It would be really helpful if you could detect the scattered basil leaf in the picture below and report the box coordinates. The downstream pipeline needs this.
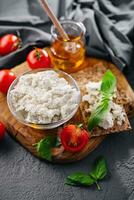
[66,179,77,186]
[65,156,108,190]
[90,156,108,180]
[66,172,95,186]
[34,136,57,161]
[88,70,116,131]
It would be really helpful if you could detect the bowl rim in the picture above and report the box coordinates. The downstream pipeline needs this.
[7,68,81,129]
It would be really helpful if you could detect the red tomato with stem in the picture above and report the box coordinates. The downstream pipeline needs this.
[27,48,51,69]
[0,34,21,56]
[0,70,16,94]
[60,124,89,153]
[0,122,5,141]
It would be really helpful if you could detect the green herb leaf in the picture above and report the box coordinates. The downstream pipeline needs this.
[88,70,116,131]
[66,172,95,186]
[101,70,116,95]
[90,156,108,180]
[35,136,57,161]
[66,179,77,186]
[65,156,108,190]
[88,98,110,131]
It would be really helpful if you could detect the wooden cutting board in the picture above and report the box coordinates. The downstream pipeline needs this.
[0,57,134,163]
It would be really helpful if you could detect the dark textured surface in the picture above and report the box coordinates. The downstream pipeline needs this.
[0,119,134,200]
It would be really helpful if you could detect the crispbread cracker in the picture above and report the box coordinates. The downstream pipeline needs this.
[72,63,131,137]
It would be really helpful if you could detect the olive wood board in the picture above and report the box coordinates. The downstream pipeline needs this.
[0,57,134,163]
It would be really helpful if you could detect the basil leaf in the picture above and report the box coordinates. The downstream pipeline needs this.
[101,70,116,95]
[88,70,116,131]
[88,98,110,131]
[35,136,57,161]
[66,179,77,186]
[65,156,108,190]
[66,172,95,186]
[90,156,107,180]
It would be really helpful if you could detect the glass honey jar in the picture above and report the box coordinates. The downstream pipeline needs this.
[50,20,86,73]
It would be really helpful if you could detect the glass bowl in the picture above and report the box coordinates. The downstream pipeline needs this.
[7,68,81,129]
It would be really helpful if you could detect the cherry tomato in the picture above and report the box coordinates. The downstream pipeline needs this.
[60,124,89,153]
[0,34,20,56]
[27,48,51,69]
[0,70,16,94]
[0,121,5,141]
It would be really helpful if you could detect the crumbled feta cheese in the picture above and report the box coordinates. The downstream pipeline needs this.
[10,71,79,124]
[82,81,102,113]
[86,81,102,91]
[82,81,126,129]
[99,111,114,129]
[111,102,126,125]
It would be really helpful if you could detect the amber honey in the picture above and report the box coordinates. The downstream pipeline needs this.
[50,20,86,73]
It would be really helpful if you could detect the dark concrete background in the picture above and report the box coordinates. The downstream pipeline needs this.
[0,117,134,200]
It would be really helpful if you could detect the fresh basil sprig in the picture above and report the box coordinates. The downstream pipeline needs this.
[90,156,108,189]
[88,70,116,131]
[66,156,107,190]
[88,97,110,131]
[34,135,57,161]
[101,70,116,95]
[66,172,95,186]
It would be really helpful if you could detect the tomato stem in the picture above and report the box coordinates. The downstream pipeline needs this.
[16,31,22,48]
[35,47,41,60]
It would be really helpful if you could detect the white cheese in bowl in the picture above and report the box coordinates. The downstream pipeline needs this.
[9,71,80,124]
[82,81,126,129]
